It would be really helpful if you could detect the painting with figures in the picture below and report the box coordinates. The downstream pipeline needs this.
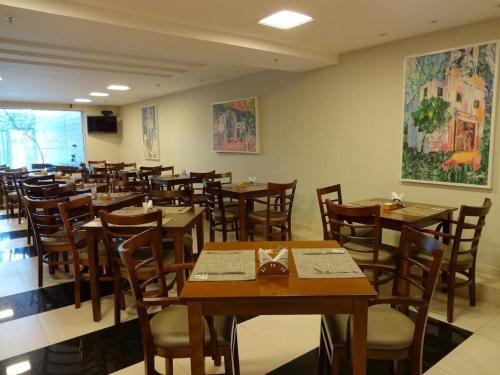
[401,42,498,188]
[213,97,258,153]
[141,105,159,160]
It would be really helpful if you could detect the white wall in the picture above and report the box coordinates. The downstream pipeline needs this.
[120,17,500,274]
[0,101,122,162]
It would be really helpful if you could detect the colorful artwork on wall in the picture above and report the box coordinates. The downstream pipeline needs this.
[141,105,159,160]
[401,42,498,188]
[213,97,258,153]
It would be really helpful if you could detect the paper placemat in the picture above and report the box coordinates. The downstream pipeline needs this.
[159,206,191,214]
[190,250,256,281]
[292,248,364,279]
[392,205,445,217]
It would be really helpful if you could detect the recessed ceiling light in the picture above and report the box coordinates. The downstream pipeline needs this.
[74,98,92,103]
[107,84,130,91]
[6,360,31,375]
[89,92,109,97]
[258,10,313,30]
[0,308,13,320]
[0,76,3,81]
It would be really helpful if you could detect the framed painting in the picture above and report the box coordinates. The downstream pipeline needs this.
[141,105,159,160]
[213,97,258,153]
[401,41,498,188]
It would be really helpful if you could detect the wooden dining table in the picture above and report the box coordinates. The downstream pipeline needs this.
[150,174,190,190]
[181,240,377,375]
[82,204,205,322]
[351,198,457,232]
[220,182,269,241]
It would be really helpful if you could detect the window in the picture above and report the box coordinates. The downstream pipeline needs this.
[437,87,443,97]
[423,88,428,98]
[474,100,480,109]
[0,109,85,168]
[456,93,463,102]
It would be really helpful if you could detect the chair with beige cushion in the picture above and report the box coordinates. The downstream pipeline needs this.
[415,198,492,322]
[248,180,297,241]
[318,226,444,375]
[326,201,397,287]
[58,195,112,308]
[24,196,75,287]
[316,184,343,240]
[118,228,239,375]
[100,209,175,325]
[204,180,239,242]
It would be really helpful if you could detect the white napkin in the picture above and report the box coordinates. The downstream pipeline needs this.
[142,199,153,213]
[391,192,405,206]
[248,176,256,185]
[258,248,288,268]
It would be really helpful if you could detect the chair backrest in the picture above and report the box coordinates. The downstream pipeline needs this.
[42,183,77,199]
[99,209,163,264]
[58,195,94,261]
[22,182,60,199]
[203,180,225,223]
[123,162,137,170]
[106,162,125,178]
[55,166,79,176]
[252,180,297,228]
[0,171,27,195]
[389,226,444,358]
[111,179,146,193]
[137,170,154,190]
[450,198,492,265]
[32,163,52,170]
[148,187,193,207]
[190,171,215,196]
[214,172,232,185]
[316,184,343,240]
[139,165,174,176]
[23,175,56,185]
[24,196,69,250]
[88,160,106,167]
[326,202,381,261]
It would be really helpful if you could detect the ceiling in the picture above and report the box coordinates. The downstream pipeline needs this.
[0,0,499,105]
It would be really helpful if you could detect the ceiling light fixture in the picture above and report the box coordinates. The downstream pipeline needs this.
[258,10,313,30]
[74,98,92,103]
[6,360,31,375]
[0,76,3,81]
[89,92,109,97]
[107,84,130,91]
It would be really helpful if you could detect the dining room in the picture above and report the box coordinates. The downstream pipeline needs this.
[1,1,500,375]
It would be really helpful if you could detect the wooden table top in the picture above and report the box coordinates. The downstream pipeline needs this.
[221,182,268,194]
[92,192,144,207]
[351,198,457,224]
[181,240,377,301]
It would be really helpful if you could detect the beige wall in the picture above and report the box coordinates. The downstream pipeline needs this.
[0,101,122,162]
[120,17,500,274]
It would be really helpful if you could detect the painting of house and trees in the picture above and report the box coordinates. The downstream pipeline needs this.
[213,97,258,153]
[401,42,498,188]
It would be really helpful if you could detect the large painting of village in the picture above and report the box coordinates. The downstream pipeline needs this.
[213,97,258,153]
[401,42,498,188]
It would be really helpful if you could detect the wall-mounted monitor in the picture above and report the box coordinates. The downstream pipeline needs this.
[87,116,118,133]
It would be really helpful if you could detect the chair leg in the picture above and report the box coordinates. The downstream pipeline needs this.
[332,352,341,375]
[38,251,44,287]
[223,347,233,375]
[447,271,456,323]
[113,274,122,325]
[63,252,70,273]
[165,357,173,375]
[317,333,326,375]
[393,360,399,375]
[233,332,240,375]
[74,265,81,308]
[469,267,476,307]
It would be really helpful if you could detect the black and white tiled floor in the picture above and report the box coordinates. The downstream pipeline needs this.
[0,210,499,374]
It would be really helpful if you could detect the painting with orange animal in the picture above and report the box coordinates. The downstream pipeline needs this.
[401,42,498,188]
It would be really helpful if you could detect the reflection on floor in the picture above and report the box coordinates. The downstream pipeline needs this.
[0,209,499,374]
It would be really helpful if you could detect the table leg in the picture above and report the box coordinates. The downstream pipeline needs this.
[86,228,101,322]
[238,196,247,241]
[443,212,452,245]
[188,302,205,375]
[351,299,368,375]
[172,229,186,290]
[195,213,204,254]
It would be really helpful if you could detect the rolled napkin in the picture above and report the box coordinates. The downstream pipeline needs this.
[248,176,256,185]
[391,192,405,207]
[142,199,154,213]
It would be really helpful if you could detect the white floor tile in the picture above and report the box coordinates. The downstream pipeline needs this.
[0,315,50,361]
[434,334,500,375]
[476,312,500,342]
[424,365,454,375]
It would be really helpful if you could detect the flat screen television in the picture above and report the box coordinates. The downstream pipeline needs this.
[87,116,118,133]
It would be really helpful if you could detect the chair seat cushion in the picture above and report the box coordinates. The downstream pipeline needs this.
[342,241,397,263]
[413,242,473,266]
[78,242,108,264]
[150,305,233,347]
[323,305,414,351]
[41,230,85,247]
[248,210,288,224]
[213,209,238,221]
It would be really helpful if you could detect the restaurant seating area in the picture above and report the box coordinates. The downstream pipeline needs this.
[1,2,500,375]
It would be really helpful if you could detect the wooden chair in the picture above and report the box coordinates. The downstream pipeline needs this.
[140,165,174,176]
[111,179,147,193]
[106,162,125,178]
[58,195,112,308]
[55,166,80,176]
[42,183,77,199]
[415,198,492,322]
[99,209,175,325]
[326,201,397,286]
[32,163,52,170]
[118,228,239,375]
[138,170,155,191]
[22,183,60,199]
[247,180,297,241]
[1,170,28,223]
[123,162,137,170]
[23,175,56,185]
[204,180,239,242]
[189,171,215,207]
[214,172,232,185]
[24,196,74,287]
[88,160,106,167]
[316,184,343,240]
[318,226,444,375]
